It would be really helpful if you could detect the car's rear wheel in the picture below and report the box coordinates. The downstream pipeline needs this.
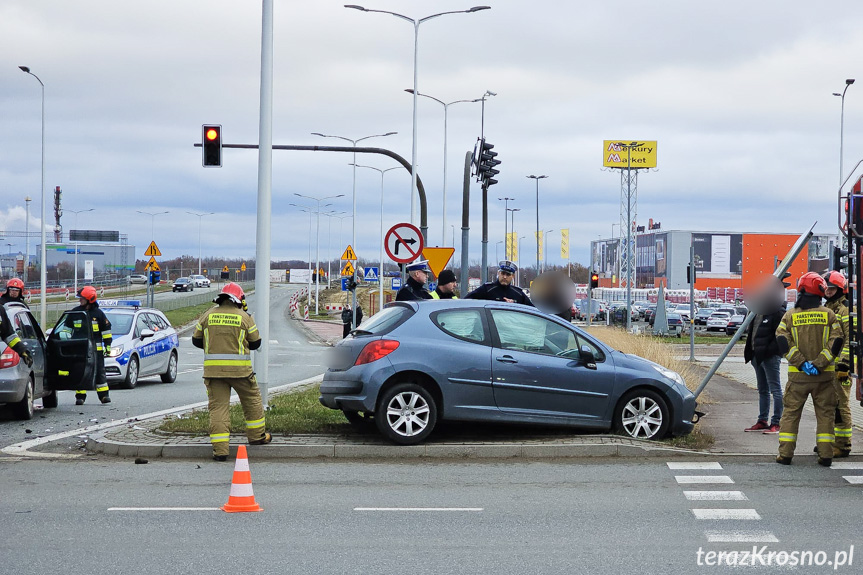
[123,355,139,389]
[161,351,178,383]
[615,389,670,440]
[41,388,58,409]
[12,377,35,420]
[375,383,437,445]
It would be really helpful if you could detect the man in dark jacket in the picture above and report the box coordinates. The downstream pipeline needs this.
[743,304,785,434]
[431,269,458,299]
[341,305,364,337]
[396,260,433,301]
[465,260,534,306]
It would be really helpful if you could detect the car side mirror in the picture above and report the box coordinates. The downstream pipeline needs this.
[140,329,155,340]
[579,344,597,370]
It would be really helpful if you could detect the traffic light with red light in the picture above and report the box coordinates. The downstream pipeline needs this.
[590,271,599,289]
[202,124,222,167]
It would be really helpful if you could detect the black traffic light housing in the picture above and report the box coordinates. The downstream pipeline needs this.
[202,124,222,167]
[475,138,501,187]
[779,271,792,289]
[589,271,599,289]
[686,264,696,284]
[834,245,850,272]
[347,276,358,291]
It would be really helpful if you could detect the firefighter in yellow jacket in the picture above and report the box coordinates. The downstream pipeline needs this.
[822,271,853,457]
[192,283,271,461]
[775,272,843,467]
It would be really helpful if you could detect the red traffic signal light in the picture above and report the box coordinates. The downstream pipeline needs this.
[590,272,599,289]
[202,124,222,167]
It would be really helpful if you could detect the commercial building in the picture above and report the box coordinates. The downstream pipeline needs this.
[590,230,837,291]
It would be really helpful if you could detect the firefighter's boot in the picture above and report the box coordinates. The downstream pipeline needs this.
[75,393,86,406]
[97,391,111,404]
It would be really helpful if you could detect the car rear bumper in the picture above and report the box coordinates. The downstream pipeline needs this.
[319,363,396,412]
[0,378,26,403]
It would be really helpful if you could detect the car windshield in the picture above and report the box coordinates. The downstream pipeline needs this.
[104,312,134,335]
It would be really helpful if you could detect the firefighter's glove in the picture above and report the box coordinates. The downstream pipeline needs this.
[836,363,850,381]
[20,349,33,368]
[241,298,248,313]
[801,361,820,376]
[103,346,111,357]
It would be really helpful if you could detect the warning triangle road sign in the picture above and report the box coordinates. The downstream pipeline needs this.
[144,241,161,257]
[422,247,455,279]
[340,245,357,261]
[341,261,355,277]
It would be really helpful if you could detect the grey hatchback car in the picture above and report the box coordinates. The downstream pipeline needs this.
[320,300,697,445]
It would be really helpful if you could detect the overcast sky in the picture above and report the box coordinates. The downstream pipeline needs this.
[2,0,862,271]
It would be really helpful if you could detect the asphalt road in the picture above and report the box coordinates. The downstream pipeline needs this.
[0,283,328,453]
[1,457,859,575]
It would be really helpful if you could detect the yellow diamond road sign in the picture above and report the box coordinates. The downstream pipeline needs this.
[341,261,355,277]
[144,241,161,257]
[340,245,357,261]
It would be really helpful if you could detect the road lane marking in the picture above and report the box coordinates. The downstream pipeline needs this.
[705,531,778,543]
[692,509,761,520]
[842,476,863,484]
[1,373,325,459]
[684,491,748,501]
[675,475,734,484]
[831,462,863,470]
[354,507,483,512]
[108,507,220,511]
[269,340,279,344]
[667,462,722,470]
[177,368,203,375]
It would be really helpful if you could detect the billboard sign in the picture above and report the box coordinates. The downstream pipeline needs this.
[602,141,657,168]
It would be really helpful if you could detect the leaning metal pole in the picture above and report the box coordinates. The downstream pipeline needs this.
[693,222,817,399]
[461,151,471,297]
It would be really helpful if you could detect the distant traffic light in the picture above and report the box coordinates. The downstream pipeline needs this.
[834,245,850,271]
[589,271,599,289]
[780,271,792,289]
[202,124,222,167]
[686,264,696,284]
[475,138,500,187]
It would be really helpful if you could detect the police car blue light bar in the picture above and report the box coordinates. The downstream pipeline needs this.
[100,300,141,308]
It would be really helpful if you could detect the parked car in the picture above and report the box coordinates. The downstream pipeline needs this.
[706,311,732,332]
[128,274,148,285]
[665,313,686,337]
[0,302,57,420]
[190,274,211,288]
[320,300,697,445]
[99,300,180,388]
[695,308,715,325]
[644,304,658,325]
[725,313,747,336]
[633,301,651,319]
[172,277,194,292]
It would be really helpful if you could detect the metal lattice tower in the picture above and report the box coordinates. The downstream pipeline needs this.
[619,168,638,289]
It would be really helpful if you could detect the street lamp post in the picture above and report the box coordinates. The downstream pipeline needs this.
[518,236,525,287]
[18,66,46,326]
[322,211,347,291]
[67,208,93,294]
[495,240,503,263]
[186,211,214,275]
[136,210,169,307]
[833,79,856,187]
[311,131,396,329]
[543,230,554,272]
[350,163,399,313]
[345,4,490,226]
[498,197,514,260]
[405,89,481,245]
[527,175,548,277]
[507,208,521,262]
[295,193,344,316]
[24,197,31,284]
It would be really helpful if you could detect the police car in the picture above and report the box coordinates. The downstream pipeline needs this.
[100,300,180,388]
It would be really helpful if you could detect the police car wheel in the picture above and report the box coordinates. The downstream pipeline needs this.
[161,351,178,383]
[12,376,35,420]
[123,355,140,389]
[375,383,437,445]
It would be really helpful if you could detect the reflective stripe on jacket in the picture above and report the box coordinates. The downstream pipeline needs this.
[193,302,260,378]
[777,306,841,384]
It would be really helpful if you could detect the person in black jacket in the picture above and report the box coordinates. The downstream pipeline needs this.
[465,260,534,306]
[71,286,112,405]
[743,304,785,433]
[396,260,433,301]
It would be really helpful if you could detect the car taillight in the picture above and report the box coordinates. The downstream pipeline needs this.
[0,346,20,369]
[354,340,400,366]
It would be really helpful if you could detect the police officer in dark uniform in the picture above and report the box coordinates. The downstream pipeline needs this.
[465,260,534,306]
[396,260,433,301]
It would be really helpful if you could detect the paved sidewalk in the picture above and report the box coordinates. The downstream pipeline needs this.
[75,317,862,461]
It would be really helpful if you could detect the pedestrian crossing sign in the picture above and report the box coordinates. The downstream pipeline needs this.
[363,267,379,282]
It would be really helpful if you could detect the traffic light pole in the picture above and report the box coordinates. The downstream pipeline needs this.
[693,222,816,399]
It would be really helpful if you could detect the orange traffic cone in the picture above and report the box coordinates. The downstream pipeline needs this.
[221,445,263,513]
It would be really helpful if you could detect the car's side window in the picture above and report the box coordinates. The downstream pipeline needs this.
[432,309,486,343]
[146,313,166,331]
[489,310,578,357]
[152,314,169,330]
[14,312,38,340]
[135,315,149,338]
[574,334,606,362]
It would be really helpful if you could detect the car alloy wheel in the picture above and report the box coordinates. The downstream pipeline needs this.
[13,377,35,420]
[616,390,670,440]
[124,355,139,389]
[161,351,178,383]
[375,383,437,445]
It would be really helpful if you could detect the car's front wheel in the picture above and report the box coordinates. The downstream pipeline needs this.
[42,388,58,409]
[161,351,178,383]
[615,389,670,440]
[123,355,139,389]
[375,383,437,445]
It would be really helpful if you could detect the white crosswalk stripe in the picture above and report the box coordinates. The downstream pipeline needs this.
[684,491,748,501]
[667,462,722,470]
[675,475,734,484]
[692,509,761,520]
[842,476,863,484]
[831,462,863,470]
[704,530,779,543]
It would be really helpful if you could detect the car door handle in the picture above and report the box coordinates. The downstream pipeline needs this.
[495,355,518,364]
